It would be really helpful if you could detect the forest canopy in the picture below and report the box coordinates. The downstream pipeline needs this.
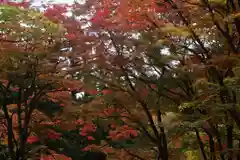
[0,0,240,160]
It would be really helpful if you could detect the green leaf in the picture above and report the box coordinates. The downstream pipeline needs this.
[0,5,21,22]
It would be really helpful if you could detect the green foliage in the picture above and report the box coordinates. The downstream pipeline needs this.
[0,5,21,21]
[0,5,59,32]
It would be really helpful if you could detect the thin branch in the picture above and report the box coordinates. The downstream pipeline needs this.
[108,114,158,143]
[167,0,210,57]
[195,128,208,160]
[202,0,237,53]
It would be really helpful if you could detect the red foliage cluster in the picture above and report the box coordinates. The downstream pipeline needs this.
[151,84,157,89]
[47,91,71,104]
[0,0,29,8]
[90,8,111,24]
[65,33,76,40]
[47,130,62,140]
[83,88,113,95]
[0,79,8,86]
[75,119,98,139]
[85,89,99,95]
[42,4,83,41]
[79,122,97,136]
[108,125,138,141]
[43,5,67,23]
[101,89,113,95]
[90,0,170,30]
[75,119,84,125]
[27,135,39,144]
[200,135,209,141]
[54,119,61,125]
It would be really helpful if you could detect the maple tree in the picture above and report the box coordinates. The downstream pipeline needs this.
[0,1,76,160]
[64,0,240,160]
[0,1,110,160]
[1,0,240,160]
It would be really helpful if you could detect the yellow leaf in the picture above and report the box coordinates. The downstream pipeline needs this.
[2,138,8,145]
[7,104,17,109]
[162,24,191,37]
[154,39,169,47]
[209,0,226,4]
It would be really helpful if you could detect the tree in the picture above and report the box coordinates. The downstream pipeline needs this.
[2,0,240,159]
[0,1,73,159]
[0,1,114,160]
[59,1,176,159]
[62,0,240,159]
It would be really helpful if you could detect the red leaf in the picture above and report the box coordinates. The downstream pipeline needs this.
[110,124,116,129]
[102,89,112,95]
[81,123,97,132]
[82,146,90,151]
[47,131,62,140]
[60,103,65,107]
[91,9,111,23]
[87,136,95,140]
[129,130,138,137]
[80,131,87,136]
[27,135,39,144]
[151,84,157,89]
[65,33,76,40]
[54,120,61,124]
[75,119,84,125]
[86,89,99,95]
[5,0,29,8]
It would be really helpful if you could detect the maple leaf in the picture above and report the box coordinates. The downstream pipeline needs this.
[91,9,111,24]
[81,123,97,133]
[43,4,67,23]
[86,89,99,95]
[65,33,77,40]
[47,131,62,140]
[80,131,87,136]
[75,119,84,125]
[110,124,116,129]
[27,135,40,144]
[151,84,157,89]
[87,136,95,140]
[4,0,30,8]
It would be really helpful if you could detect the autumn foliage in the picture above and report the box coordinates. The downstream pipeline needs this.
[1,0,240,160]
